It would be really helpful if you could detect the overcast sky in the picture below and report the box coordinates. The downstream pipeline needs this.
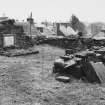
[0,0,105,22]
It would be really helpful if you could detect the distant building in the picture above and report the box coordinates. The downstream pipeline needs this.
[35,23,45,33]
[15,13,41,37]
[35,23,56,37]
[55,22,77,36]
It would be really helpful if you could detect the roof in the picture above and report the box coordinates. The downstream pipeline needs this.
[59,25,77,36]
[92,31,105,40]
[93,36,105,40]
[0,16,8,22]
[35,23,45,28]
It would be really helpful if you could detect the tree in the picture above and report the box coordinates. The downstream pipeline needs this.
[70,15,86,34]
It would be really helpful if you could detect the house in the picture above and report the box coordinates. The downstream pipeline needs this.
[35,23,56,38]
[55,22,77,36]
[0,16,25,48]
[15,13,41,37]
[0,15,34,49]
[15,21,40,37]
[35,23,45,34]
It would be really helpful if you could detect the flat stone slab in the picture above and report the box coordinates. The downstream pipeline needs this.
[0,49,39,57]
[55,76,71,82]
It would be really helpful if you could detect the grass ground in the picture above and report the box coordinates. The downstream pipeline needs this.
[0,44,105,105]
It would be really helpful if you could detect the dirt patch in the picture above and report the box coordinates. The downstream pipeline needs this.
[0,44,105,105]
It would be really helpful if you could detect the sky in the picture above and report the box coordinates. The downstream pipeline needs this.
[0,0,105,23]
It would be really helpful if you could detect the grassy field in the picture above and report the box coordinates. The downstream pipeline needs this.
[0,44,105,105]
